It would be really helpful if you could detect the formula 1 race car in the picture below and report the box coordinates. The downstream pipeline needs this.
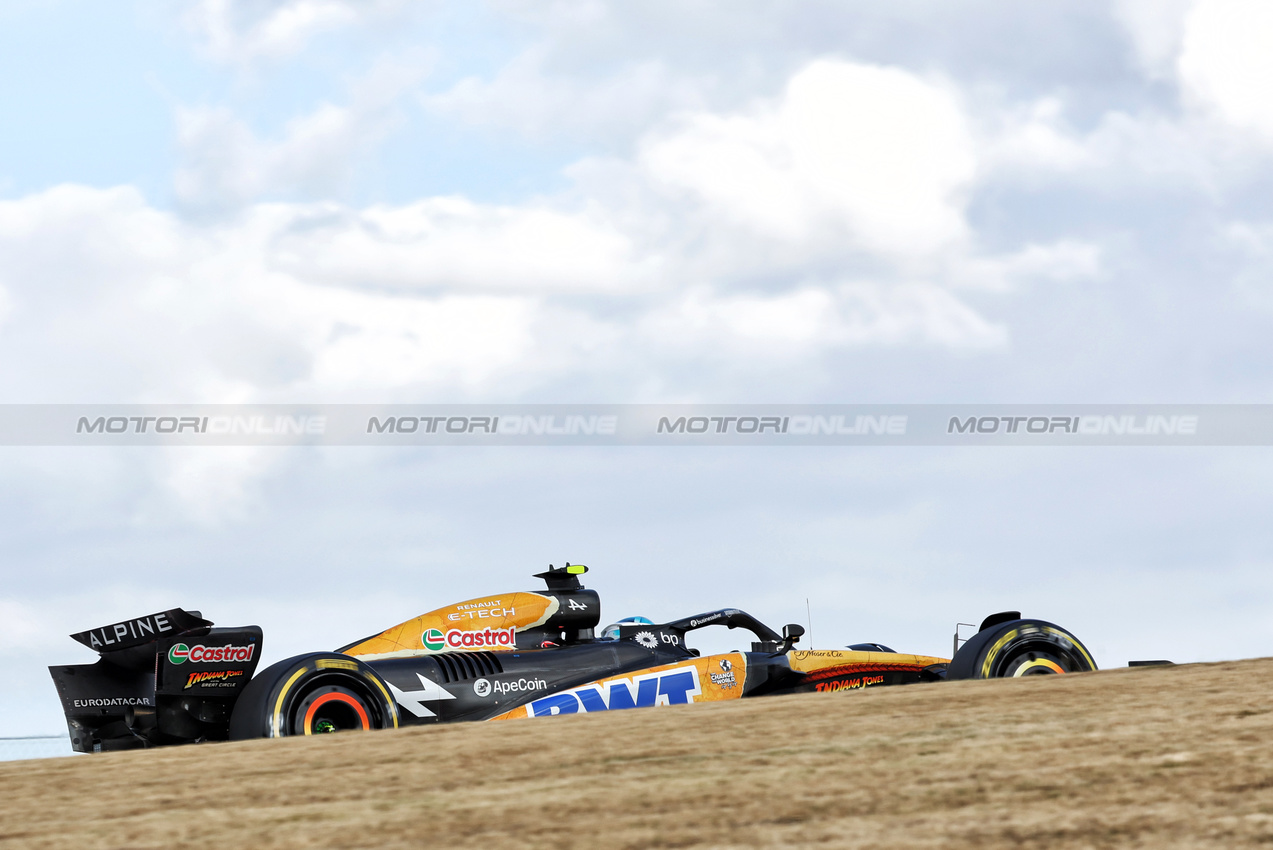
[49,565,1097,752]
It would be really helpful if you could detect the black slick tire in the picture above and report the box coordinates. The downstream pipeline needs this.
[946,619,1097,680]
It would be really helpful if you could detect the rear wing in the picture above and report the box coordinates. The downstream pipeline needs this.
[50,609,262,752]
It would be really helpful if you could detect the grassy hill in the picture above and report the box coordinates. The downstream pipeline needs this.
[3,658,1272,849]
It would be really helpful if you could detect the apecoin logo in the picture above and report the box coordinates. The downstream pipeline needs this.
[473,677,548,698]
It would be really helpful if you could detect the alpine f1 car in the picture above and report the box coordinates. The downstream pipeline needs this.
[50,564,1097,752]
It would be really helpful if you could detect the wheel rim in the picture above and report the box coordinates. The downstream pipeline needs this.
[1009,653,1067,676]
[998,645,1084,677]
[297,688,371,734]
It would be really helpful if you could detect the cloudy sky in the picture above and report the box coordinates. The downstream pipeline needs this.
[3,0,1273,737]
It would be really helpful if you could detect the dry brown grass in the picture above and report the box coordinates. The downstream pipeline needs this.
[4,658,1273,849]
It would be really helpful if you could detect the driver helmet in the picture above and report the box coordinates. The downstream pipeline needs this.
[600,616,654,640]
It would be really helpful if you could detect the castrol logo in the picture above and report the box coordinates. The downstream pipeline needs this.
[422,626,516,651]
[448,626,515,649]
[167,642,256,665]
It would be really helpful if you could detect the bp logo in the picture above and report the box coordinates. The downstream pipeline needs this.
[473,678,492,697]
[422,628,445,651]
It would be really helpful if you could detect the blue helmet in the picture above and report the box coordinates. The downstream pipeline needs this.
[600,616,654,640]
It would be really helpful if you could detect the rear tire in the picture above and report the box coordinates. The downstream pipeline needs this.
[947,618,1096,680]
[228,653,398,739]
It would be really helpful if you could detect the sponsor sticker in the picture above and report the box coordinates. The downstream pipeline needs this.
[80,612,177,650]
[71,697,151,708]
[167,643,255,665]
[340,591,557,658]
[710,658,737,689]
[528,667,701,716]
[815,674,886,693]
[447,601,516,622]
[490,654,747,721]
[622,626,680,647]
[689,613,724,628]
[473,676,548,698]
[183,669,246,690]
[422,626,517,651]
[789,650,851,661]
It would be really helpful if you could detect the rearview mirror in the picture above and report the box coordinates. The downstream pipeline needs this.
[782,623,805,647]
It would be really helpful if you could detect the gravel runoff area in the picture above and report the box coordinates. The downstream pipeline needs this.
[2,657,1272,849]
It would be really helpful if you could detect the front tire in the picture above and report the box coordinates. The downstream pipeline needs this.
[228,653,398,739]
[947,618,1096,680]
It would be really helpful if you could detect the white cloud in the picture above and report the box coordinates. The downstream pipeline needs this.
[985,97,1094,173]
[185,0,402,64]
[1179,0,1273,140]
[1114,0,1198,80]
[267,197,639,292]
[832,283,1006,348]
[979,91,1250,197]
[949,241,1103,292]
[0,186,557,404]
[643,284,1005,353]
[1111,0,1273,161]
[0,172,1019,438]
[639,60,975,259]
[424,47,708,143]
[175,58,424,210]
[174,104,350,209]
[303,292,541,389]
